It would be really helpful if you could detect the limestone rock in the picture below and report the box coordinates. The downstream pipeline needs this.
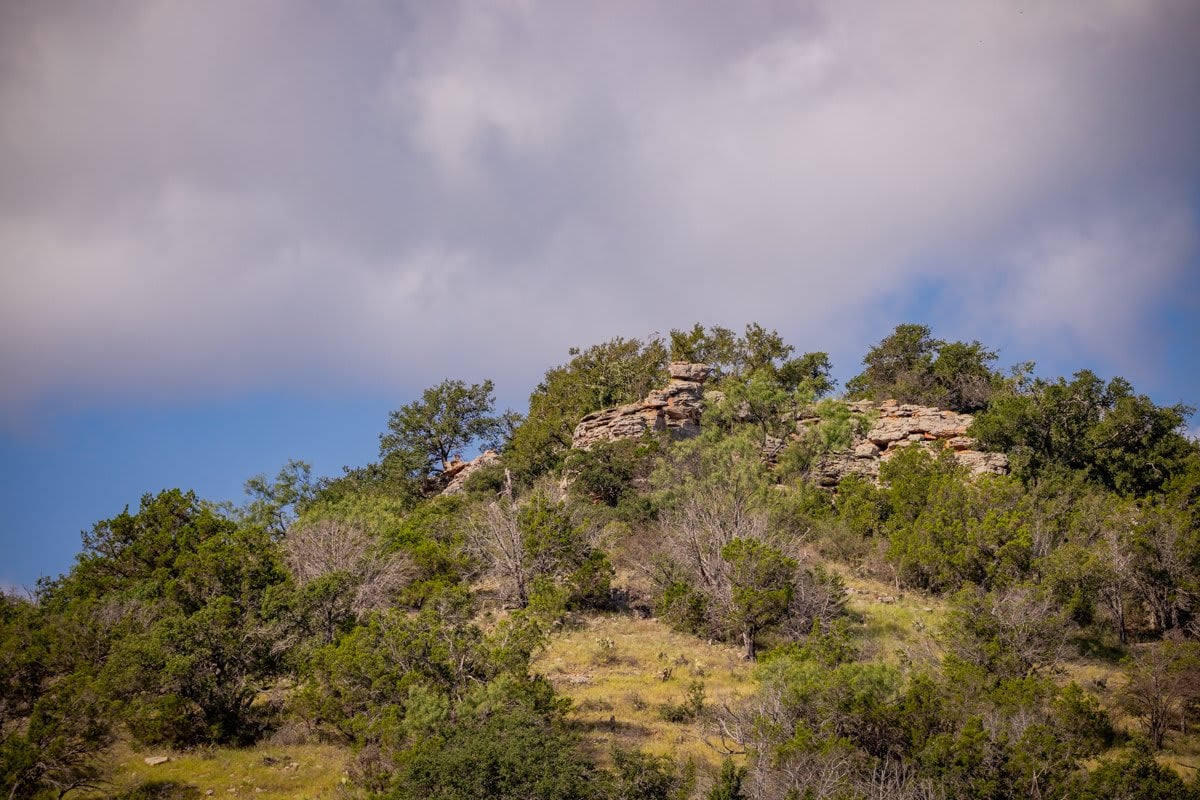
[951,449,1009,476]
[442,449,502,494]
[572,363,710,449]
[813,451,880,487]
[668,362,713,382]
[815,400,1008,484]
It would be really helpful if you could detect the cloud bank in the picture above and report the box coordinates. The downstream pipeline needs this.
[2,0,1198,422]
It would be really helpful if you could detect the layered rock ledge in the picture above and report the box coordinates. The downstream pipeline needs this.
[571,362,712,450]
[812,400,1008,486]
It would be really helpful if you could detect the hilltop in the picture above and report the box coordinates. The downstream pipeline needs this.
[4,322,1200,800]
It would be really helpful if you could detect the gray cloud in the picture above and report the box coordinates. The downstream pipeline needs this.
[2,0,1199,424]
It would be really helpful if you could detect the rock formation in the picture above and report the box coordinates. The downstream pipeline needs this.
[567,367,1006,487]
[571,363,711,450]
[812,400,1007,486]
[441,449,502,494]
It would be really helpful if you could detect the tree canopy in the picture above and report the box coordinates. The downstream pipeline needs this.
[380,379,503,485]
[846,323,999,411]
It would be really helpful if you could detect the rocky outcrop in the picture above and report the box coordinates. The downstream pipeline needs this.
[571,363,712,450]
[567,369,1006,486]
[813,400,1007,486]
[441,449,502,494]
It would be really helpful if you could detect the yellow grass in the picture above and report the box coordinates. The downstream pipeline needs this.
[534,613,755,770]
[834,569,947,666]
[87,742,348,800]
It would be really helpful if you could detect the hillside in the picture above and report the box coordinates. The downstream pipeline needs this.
[4,322,1200,800]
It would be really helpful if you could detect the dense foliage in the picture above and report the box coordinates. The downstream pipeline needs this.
[4,321,1199,800]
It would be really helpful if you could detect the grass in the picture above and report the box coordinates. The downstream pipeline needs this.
[533,613,755,770]
[85,742,348,800]
[833,569,947,666]
[81,566,1200,792]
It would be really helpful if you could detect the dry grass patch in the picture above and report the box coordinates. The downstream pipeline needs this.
[87,742,348,800]
[833,571,946,665]
[535,613,754,769]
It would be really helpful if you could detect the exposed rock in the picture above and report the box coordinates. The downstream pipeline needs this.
[668,362,713,382]
[813,400,1007,485]
[568,373,1007,486]
[441,449,502,494]
[572,363,711,450]
[144,756,171,766]
[951,449,1010,475]
[813,451,880,487]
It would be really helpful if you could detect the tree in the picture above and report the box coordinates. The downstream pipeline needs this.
[1121,641,1200,749]
[668,323,830,394]
[280,518,413,644]
[651,431,844,658]
[380,379,502,485]
[43,490,290,746]
[242,459,318,537]
[1,673,111,800]
[706,368,805,454]
[846,323,940,403]
[971,370,1195,495]
[386,676,599,800]
[707,760,747,800]
[777,351,835,398]
[1068,737,1199,799]
[506,337,668,483]
[941,583,1071,679]
[467,493,612,611]
[846,323,999,411]
[721,538,796,660]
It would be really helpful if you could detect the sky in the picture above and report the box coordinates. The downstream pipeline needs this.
[2,0,1200,590]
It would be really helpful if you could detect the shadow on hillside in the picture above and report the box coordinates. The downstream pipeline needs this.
[567,716,654,738]
[111,780,201,800]
[1071,633,1126,664]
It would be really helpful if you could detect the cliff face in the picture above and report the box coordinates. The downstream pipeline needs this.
[571,362,712,450]
[812,400,1008,486]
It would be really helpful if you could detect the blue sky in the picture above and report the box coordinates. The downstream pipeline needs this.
[2,0,1199,589]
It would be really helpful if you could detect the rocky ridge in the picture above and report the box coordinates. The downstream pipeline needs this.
[811,400,1008,486]
[570,362,712,450]
[568,368,1007,484]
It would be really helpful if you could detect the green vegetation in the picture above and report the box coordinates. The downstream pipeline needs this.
[846,323,1000,411]
[4,321,1200,799]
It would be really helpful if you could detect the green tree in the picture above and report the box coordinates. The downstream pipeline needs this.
[1069,738,1200,799]
[971,370,1195,495]
[777,351,835,398]
[705,368,805,453]
[387,676,598,800]
[1121,641,1200,749]
[468,493,612,611]
[242,459,318,536]
[43,490,289,746]
[847,323,999,411]
[506,338,668,483]
[721,538,796,660]
[380,379,502,486]
[706,760,746,800]
[1,672,111,800]
[669,323,830,394]
[846,323,940,403]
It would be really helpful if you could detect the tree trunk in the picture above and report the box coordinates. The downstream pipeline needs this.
[742,628,756,661]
